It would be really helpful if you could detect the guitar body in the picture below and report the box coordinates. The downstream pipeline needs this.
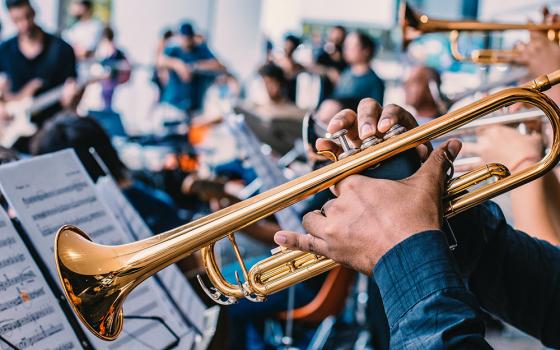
[2,98,38,147]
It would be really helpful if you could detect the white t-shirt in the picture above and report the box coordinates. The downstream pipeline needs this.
[63,18,103,52]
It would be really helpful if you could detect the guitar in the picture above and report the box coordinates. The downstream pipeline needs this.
[0,65,109,147]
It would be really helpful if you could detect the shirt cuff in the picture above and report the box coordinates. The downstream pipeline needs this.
[373,230,466,328]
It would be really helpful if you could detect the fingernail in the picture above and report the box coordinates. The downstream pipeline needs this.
[379,119,391,132]
[360,123,373,136]
[275,233,287,244]
[447,140,461,159]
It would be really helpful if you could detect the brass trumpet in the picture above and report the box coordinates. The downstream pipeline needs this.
[55,70,560,341]
[400,0,560,64]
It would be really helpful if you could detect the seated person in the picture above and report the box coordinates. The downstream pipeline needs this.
[463,125,560,244]
[312,25,348,99]
[242,62,306,122]
[29,114,189,233]
[95,26,131,110]
[274,99,560,349]
[404,65,448,123]
[274,33,305,103]
[157,22,225,114]
[332,31,385,104]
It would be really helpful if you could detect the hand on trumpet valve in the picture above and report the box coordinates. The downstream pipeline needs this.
[274,140,462,275]
[316,98,430,161]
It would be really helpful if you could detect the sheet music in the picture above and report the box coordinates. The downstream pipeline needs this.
[0,150,194,349]
[95,176,207,333]
[0,207,83,350]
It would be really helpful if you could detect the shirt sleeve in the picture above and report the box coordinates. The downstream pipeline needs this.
[374,230,492,349]
[197,44,216,60]
[449,201,560,348]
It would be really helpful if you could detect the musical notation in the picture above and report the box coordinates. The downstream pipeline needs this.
[0,209,82,349]
[0,288,45,312]
[0,150,197,349]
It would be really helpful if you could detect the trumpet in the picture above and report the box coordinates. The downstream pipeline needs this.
[400,0,560,64]
[55,70,560,341]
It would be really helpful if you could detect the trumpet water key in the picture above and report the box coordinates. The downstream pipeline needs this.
[55,70,560,341]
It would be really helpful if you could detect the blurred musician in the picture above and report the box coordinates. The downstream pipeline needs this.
[274,34,304,103]
[249,62,306,122]
[157,22,225,115]
[462,126,560,244]
[274,99,560,349]
[333,31,385,104]
[0,0,78,151]
[63,0,103,60]
[404,65,447,124]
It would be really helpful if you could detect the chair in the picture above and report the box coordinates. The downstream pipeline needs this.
[277,267,354,323]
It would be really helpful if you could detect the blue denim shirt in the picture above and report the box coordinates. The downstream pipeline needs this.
[373,201,560,349]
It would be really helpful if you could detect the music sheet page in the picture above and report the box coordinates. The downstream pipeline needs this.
[0,207,83,350]
[0,150,195,349]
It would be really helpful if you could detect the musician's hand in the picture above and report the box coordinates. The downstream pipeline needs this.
[16,78,42,100]
[60,79,78,109]
[274,140,461,275]
[462,125,543,172]
[316,99,430,161]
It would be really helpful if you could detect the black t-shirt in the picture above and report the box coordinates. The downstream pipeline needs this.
[316,49,348,73]
[0,31,77,125]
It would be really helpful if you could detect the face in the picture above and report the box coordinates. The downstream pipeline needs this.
[343,33,368,64]
[70,2,88,19]
[179,35,195,50]
[284,40,296,56]
[8,4,35,36]
[262,76,282,101]
[404,67,435,109]
[328,27,345,46]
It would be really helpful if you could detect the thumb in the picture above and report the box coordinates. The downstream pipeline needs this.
[410,139,462,191]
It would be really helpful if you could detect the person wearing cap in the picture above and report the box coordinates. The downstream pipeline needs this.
[157,22,225,115]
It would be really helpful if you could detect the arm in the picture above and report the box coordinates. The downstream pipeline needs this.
[462,125,560,243]
[450,201,560,348]
[375,231,492,349]
[157,48,193,82]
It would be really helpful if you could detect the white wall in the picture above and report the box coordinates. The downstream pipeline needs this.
[211,0,263,79]
[1,0,59,38]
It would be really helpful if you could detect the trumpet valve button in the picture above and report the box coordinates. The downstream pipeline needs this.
[327,128,359,159]
[383,124,407,140]
[360,135,383,150]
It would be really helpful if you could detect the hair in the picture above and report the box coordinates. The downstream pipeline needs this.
[78,0,93,10]
[102,26,114,41]
[332,25,346,36]
[258,62,286,85]
[424,66,442,89]
[0,146,19,165]
[352,31,376,60]
[162,29,173,40]
[30,114,128,183]
[5,0,31,9]
[284,34,301,48]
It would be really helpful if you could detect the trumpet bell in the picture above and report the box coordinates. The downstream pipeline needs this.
[55,225,128,340]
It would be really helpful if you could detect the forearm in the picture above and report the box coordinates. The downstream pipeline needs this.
[450,202,560,347]
[511,176,559,244]
[194,59,225,72]
[374,230,491,349]
[241,220,280,244]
